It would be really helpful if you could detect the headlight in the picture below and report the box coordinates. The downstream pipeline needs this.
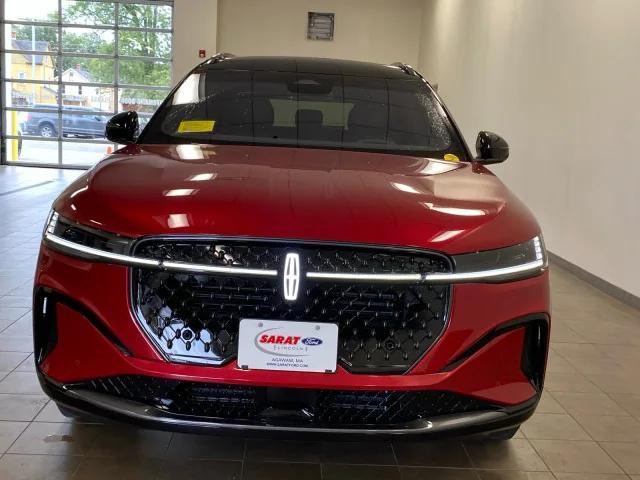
[42,212,267,273]
[424,236,548,283]
[42,210,157,266]
[45,210,59,235]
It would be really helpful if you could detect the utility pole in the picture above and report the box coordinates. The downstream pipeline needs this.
[31,24,36,104]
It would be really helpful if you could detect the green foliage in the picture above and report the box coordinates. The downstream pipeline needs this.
[12,2,172,103]
[62,2,116,25]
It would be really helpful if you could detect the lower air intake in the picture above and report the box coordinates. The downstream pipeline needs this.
[75,375,497,427]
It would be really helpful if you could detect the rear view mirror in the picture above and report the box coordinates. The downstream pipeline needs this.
[476,131,509,164]
[106,111,139,144]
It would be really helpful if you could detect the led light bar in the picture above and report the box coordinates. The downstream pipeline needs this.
[161,260,277,277]
[42,211,546,284]
[307,236,546,283]
[422,259,545,283]
[45,233,277,276]
[45,233,160,267]
[306,272,422,282]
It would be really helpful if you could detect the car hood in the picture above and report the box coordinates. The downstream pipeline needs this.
[55,144,540,254]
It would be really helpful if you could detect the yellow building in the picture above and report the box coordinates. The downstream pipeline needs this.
[10,39,57,106]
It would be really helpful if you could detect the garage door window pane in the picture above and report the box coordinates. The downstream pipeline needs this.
[118,3,172,29]
[119,59,170,87]
[62,28,115,55]
[61,112,109,139]
[5,24,59,51]
[60,57,115,84]
[4,53,56,82]
[5,110,59,137]
[7,110,60,138]
[62,141,112,166]
[62,0,116,26]
[61,86,115,112]
[4,81,58,108]
[118,88,165,114]
[119,31,171,59]
[9,139,60,164]
[4,0,58,22]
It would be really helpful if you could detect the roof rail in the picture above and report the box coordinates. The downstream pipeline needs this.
[202,52,235,66]
[390,62,440,91]
[390,62,422,78]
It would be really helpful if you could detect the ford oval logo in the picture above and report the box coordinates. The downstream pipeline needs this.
[301,337,323,346]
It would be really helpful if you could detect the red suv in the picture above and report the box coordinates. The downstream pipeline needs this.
[35,55,550,440]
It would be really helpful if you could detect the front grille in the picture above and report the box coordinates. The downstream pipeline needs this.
[77,375,496,427]
[134,240,448,274]
[131,239,451,373]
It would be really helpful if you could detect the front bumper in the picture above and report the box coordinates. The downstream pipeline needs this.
[34,245,550,437]
[39,371,539,438]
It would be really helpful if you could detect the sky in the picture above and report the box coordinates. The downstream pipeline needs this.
[5,0,59,21]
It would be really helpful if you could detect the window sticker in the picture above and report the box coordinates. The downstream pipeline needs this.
[443,153,460,162]
[177,120,216,134]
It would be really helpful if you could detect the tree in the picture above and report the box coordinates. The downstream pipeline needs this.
[63,2,172,91]
[12,2,172,107]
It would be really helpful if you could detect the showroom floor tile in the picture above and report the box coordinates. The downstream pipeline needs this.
[0,165,639,479]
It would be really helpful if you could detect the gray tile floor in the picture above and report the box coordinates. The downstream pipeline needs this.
[0,164,639,480]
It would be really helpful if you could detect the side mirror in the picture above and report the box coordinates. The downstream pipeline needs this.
[105,111,139,144]
[475,131,509,164]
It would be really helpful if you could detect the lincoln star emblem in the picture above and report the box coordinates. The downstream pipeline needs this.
[283,252,301,301]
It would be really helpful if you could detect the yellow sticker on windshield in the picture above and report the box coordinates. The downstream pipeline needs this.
[443,153,460,162]
[177,120,216,134]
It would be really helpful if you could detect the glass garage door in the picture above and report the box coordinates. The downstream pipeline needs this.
[0,0,173,167]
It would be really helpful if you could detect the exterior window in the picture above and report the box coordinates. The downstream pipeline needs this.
[1,0,174,167]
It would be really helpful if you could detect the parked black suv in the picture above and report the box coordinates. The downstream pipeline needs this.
[20,105,109,139]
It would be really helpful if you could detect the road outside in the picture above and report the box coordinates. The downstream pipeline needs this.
[13,140,113,166]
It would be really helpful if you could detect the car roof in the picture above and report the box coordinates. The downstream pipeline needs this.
[200,56,413,79]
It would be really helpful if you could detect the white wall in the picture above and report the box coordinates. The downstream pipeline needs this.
[169,0,639,298]
[217,0,423,66]
[418,0,640,298]
[172,0,218,84]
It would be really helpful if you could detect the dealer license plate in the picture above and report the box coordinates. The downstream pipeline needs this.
[237,319,338,373]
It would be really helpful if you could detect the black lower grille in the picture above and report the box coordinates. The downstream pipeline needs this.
[76,375,496,427]
[131,239,451,373]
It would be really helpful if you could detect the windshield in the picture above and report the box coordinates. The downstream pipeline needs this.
[139,69,466,158]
